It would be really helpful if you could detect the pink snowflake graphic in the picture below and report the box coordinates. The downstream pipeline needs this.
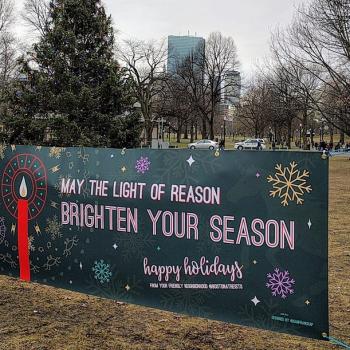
[135,156,151,174]
[266,268,295,299]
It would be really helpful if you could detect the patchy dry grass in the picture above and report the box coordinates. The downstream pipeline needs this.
[0,157,349,350]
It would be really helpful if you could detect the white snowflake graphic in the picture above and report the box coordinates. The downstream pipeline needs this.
[135,156,151,174]
[267,161,312,206]
[92,260,112,284]
[45,216,63,240]
[266,268,295,299]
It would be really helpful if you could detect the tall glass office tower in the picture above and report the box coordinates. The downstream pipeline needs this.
[224,70,241,106]
[167,35,205,74]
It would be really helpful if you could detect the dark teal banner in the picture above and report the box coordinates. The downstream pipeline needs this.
[0,145,328,340]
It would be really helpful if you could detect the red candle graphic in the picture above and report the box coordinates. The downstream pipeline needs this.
[1,154,48,281]
[18,177,30,281]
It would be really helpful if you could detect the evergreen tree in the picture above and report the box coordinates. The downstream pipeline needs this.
[109,112,142,149]
[7,0,139,147]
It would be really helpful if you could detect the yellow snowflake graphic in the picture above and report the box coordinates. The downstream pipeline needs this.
[49,147,65,159]
[267,161,312,206]
[28,235,35,252]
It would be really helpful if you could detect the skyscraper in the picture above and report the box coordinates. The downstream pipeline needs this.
[224,70,241,106]
[167,35,205,74]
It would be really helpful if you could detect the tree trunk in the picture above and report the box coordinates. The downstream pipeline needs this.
[145,119,153,144]
[329,124,334,144]
[190,122,194,143]
[176,128,181,143]
[202,118,207,139]
[184,122,188,139]
[287,120,292,149]
[340,130,345,144]
[302,111,308,150]
[209,122,214,140]
[209,111,215,140]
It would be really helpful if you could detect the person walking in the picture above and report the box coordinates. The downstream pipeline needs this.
[256,140,262,151]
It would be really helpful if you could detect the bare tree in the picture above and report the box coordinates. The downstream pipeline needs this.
[0,0,13,34]
[176,32,240,140]
[205,32,240,139]
[159,75,197,143]
[240,61,313,147]
[272,0,350,136]
[118,39,168,143]
[0,0,17,140]
[0,0,17,89]
[22,0,49,38]
[238,78,272,138]
[0,31,17,83]
[176,51,208,138]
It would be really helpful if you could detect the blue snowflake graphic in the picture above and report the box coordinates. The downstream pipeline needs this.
[92,260,112,284]
[135,157,151,174]
[266,268,295,299]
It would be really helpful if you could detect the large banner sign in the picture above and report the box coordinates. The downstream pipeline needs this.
[0,145,328,340]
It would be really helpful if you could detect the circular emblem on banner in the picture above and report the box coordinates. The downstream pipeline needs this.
[1,154,48,220]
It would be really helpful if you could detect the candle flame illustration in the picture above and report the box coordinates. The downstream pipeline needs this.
[19,177,28,198]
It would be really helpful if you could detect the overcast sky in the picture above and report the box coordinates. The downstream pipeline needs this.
[14,0,308,75]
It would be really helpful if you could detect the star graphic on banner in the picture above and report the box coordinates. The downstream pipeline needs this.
[256,172,261,178]
[305,300,311,306]
[157,246,161,251]
[186,155,195,167]
[113,244,118,250]
[125,284,130,291]
[251,296,260,306]
[253,260,258,265]
[121,166,127,173]
[79,262,83,270]
[308,219,312,229]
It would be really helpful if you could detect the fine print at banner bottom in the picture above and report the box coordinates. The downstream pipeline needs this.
[0,145,329,341]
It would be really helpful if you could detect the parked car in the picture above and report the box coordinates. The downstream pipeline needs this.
[234,139,266,150]
[188,140,219,150]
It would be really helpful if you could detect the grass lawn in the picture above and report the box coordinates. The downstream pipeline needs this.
[0,157,349,350]
[168,135,350,150]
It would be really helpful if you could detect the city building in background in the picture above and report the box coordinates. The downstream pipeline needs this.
[216,71,242,142]
[223,70,241,107]
[167,35,205,74]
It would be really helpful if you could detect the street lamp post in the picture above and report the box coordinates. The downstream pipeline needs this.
[320,120,325,143]
[157,118,166,142]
